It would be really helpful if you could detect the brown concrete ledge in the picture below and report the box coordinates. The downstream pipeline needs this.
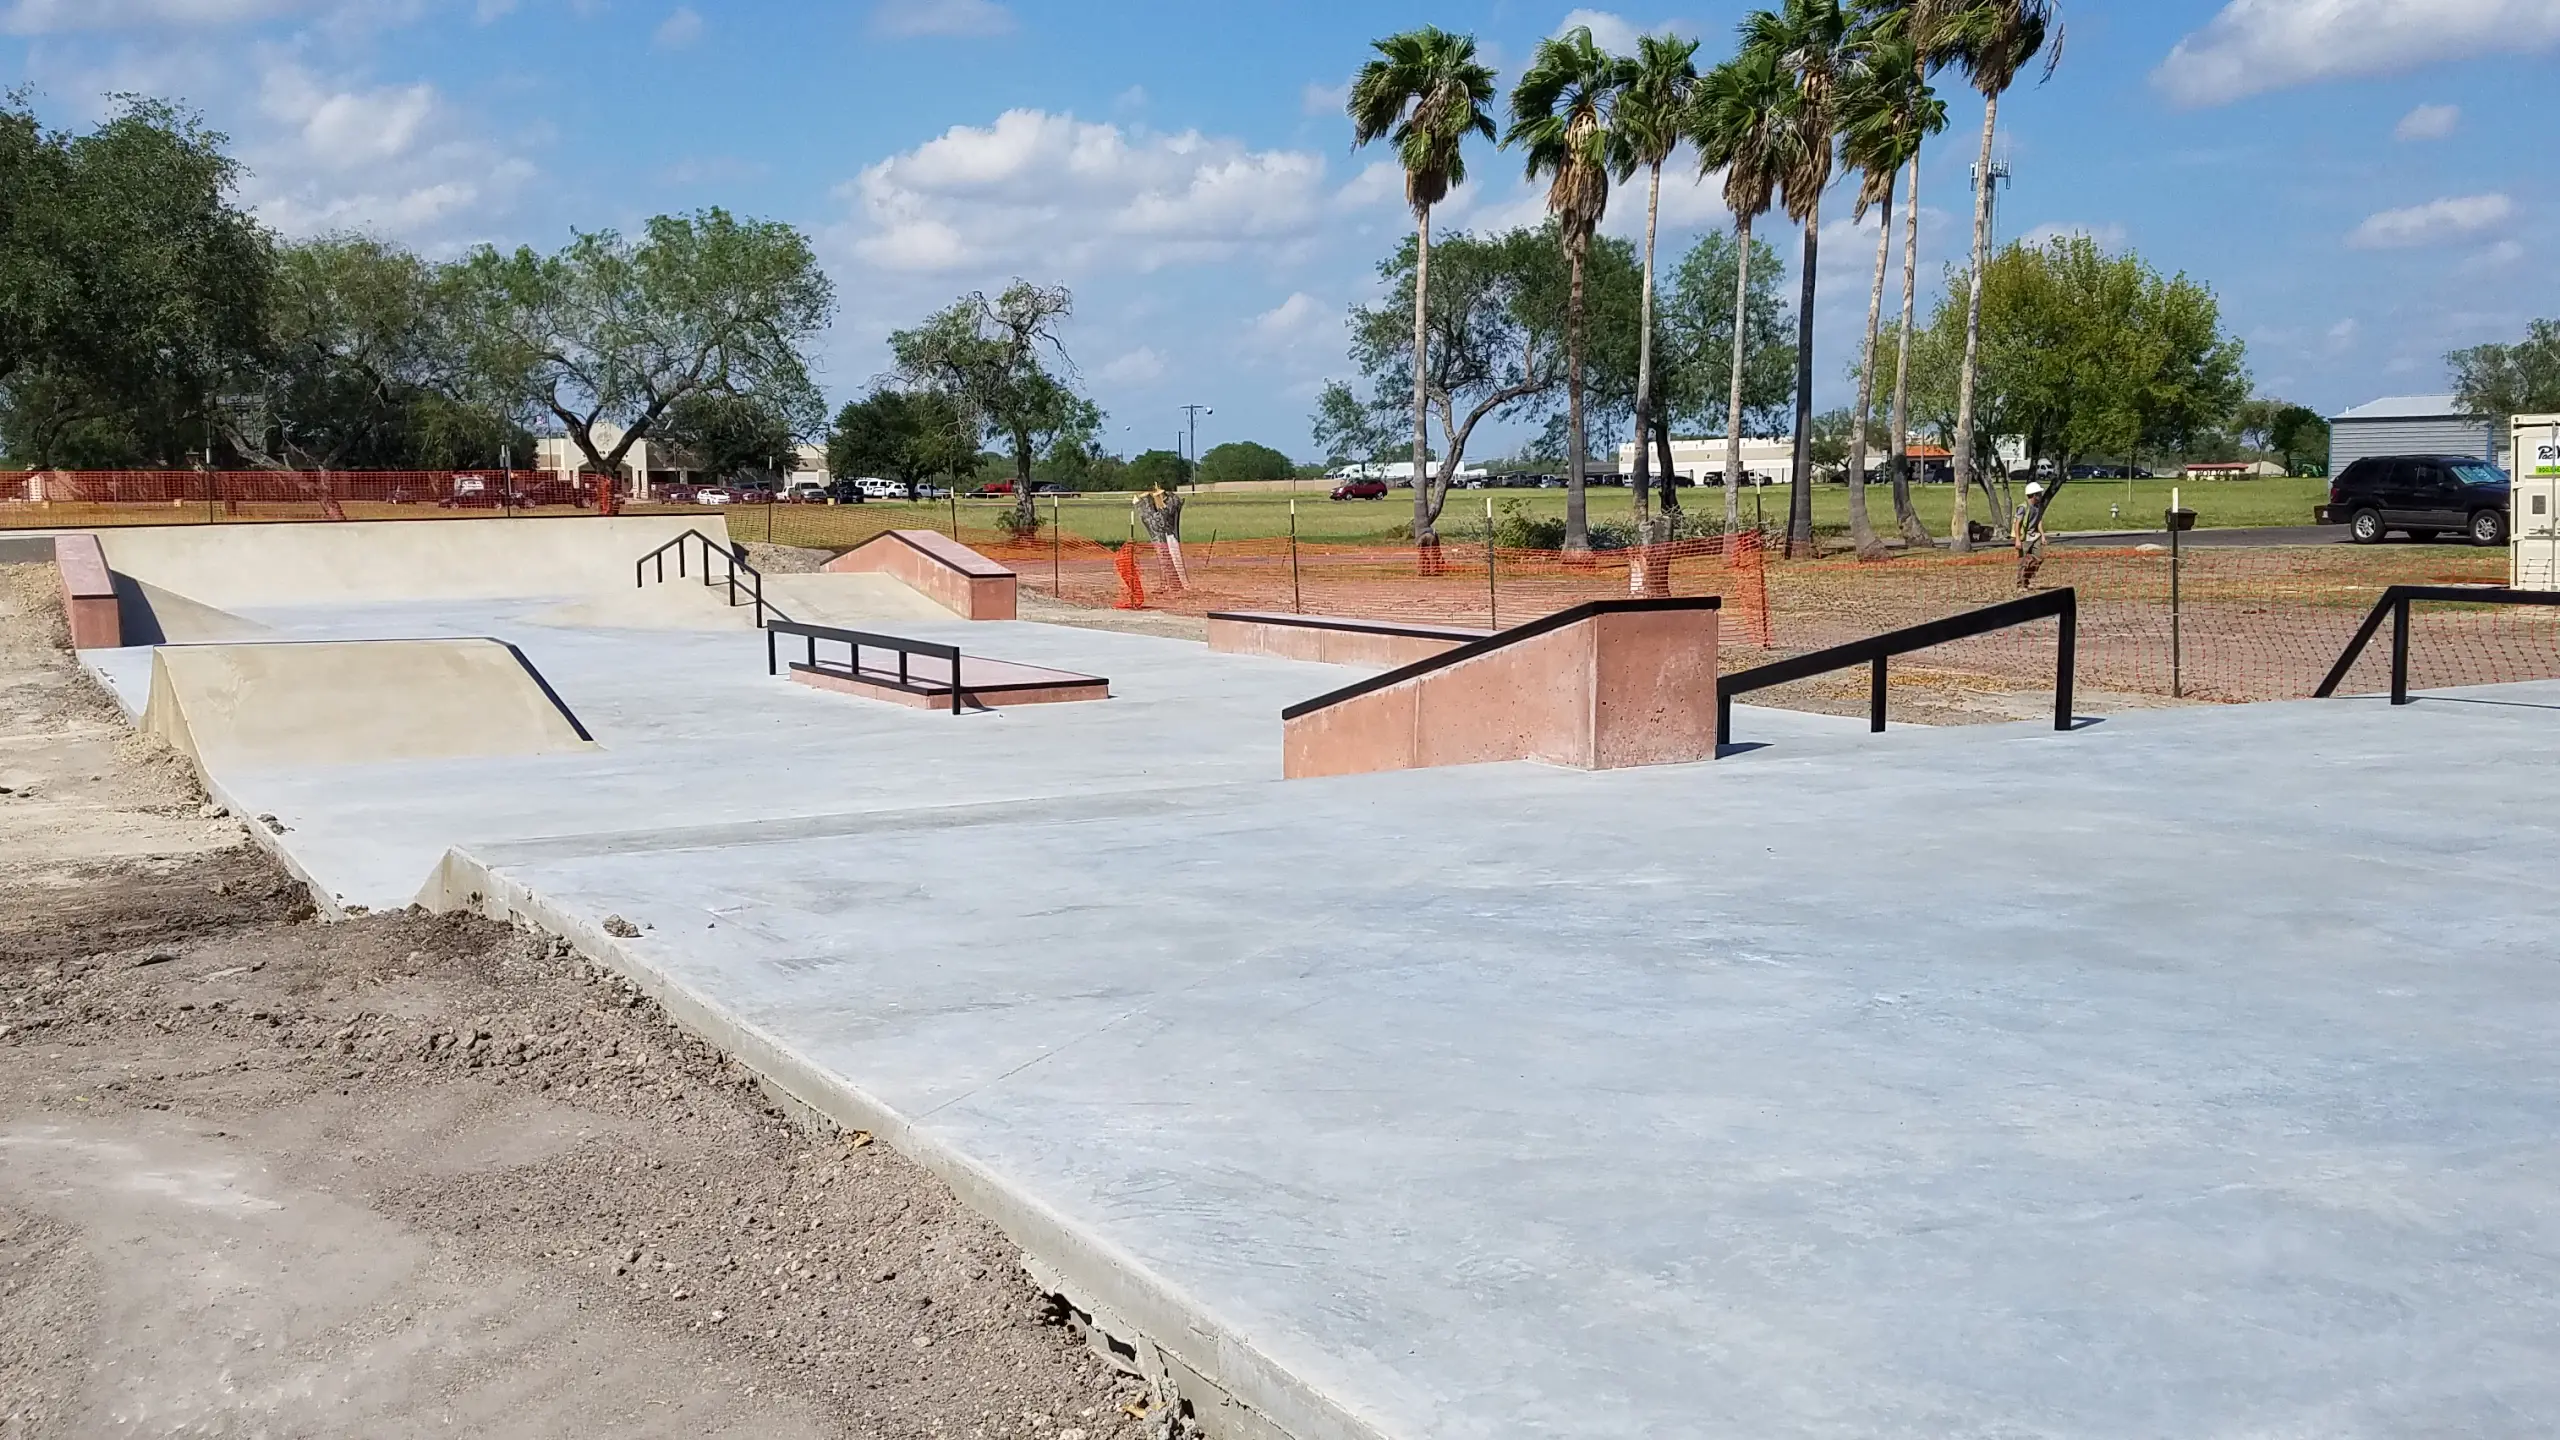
[1281,597,1722,779]
[824,530,1017,620]
[54,533,122,649]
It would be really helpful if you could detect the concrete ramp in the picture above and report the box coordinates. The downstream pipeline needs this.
[762,570,957,625]
[144,639,597,769]
[96,515,730,608]
[112,576,276,645]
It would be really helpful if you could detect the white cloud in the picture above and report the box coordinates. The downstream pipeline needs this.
[1301,81,1347,118]
[842,109,1330,274]
[240,54,537,246]
[2345,192,2514,249]
[652,5,701,49]
[2393,103,2459,140]
[2327,318,2360,347]
[870,0,1012,38]
[1250,292,1336,349]
[1556,7,1643,53]
[0,0,307,32]
[2156,0,2560,107]
[1099,348,1166,384]
[2462,238,2528,271]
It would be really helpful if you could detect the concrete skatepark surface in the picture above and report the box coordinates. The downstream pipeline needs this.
[63,518,2560,1436]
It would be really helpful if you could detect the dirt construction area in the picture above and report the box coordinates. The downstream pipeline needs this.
[0,563,1155,1438]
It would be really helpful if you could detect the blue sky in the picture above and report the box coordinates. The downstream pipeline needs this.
[5,0,2556,460]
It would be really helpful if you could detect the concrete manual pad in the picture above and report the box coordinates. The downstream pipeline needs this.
[433,683,2560,1439]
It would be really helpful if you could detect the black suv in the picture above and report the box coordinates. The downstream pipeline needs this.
[2318,454,2509,545]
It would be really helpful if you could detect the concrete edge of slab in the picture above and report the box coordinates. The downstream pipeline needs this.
[420,845,1392,1440]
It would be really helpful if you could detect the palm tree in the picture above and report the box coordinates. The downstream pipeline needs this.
[1919,0,2056,552]
[1838,11,1945,558]
[1606,32,1700,540]
[1507,25,1628,555]
[1746,0,1851,560]
[1689,49,1795,538]
[1348,27,1500,551]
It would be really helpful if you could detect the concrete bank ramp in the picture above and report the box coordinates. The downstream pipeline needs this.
[761,570,957,625]
[144,639,596,769]
[97,515,732,608]
[111,576,275,645]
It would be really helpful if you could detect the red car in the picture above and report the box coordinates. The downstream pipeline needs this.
[1331,478,1389,500]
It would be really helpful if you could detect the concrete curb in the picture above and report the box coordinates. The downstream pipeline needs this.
[421,845,1394,1440]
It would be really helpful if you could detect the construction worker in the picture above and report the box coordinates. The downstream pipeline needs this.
[2013,480,2052,588]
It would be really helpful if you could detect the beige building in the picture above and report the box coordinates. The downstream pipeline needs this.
[535,423,827,498]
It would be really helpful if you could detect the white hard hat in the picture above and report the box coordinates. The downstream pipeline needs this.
[2024,481,2047,496]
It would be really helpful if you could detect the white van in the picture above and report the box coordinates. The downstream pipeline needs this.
[854,476,909,501]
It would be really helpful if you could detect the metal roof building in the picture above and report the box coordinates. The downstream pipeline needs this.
[2328,394,2501,473]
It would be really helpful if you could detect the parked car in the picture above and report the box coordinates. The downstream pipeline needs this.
[692,487,734,505]
[820,480,869,504]
[731,478,780,503]
[518,476,588,507]
[915,484,951,500]
[786,480,827,503]
[1331,478,1389,500]
[970,481,1016,497]
[441,474,508,509]
[2317,454,2509,545]
[1032,483,1069,495]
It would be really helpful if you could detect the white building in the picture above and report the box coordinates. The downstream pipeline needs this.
[1612,437,1799,486]
[535,422,828,498]
[2328,395,2502,475]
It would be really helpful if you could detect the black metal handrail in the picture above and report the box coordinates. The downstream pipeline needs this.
[637,528,771,627]
[1718,588,2077,746]
[2313,584,2560,705]
[766,619,970,716]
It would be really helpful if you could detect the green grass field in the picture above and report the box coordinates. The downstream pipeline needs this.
[738,474,2331,549]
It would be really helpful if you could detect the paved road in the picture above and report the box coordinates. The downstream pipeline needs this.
[2056,523,2347,548]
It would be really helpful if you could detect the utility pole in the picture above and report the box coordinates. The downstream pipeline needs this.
[1179,403,1213,491]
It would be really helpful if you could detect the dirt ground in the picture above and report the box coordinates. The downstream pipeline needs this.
[0,562,1156,1440]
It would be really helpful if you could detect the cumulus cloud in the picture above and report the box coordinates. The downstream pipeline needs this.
[1556,7,1643,52]
[841,109,1331,274]
[1253,292,1331,338]
[2394,103,2459,140]
[0,0,309,32]
[1301,80,1347,118]
[1099,348,1166,384]
[652,5,701,49]
[242,55,536,245]
[2345,193,2513,249]
[2019,220,2130,250]
[2156,0,2560,107]
[871,0,1012,38]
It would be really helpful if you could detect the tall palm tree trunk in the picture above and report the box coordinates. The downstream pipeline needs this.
[1949,94,1997,554]
[1411,205,1436,549]
[1564,247,1590,554]
[1631,163,1662,531]
[1845,173,1894,560]
[1888,150,1930,547]
[1723,215,1755,536]
[1786,197,1820,560]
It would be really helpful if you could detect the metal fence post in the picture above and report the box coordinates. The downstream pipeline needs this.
[2390,596,2411,705]
[1485,495,1498,629]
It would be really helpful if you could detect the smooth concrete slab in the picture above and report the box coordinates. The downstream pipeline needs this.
[426,682,2560,1440]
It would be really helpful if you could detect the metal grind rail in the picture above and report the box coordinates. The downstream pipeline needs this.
[1717,588,2078,747]
[766,619,971,716]
[636,528,772,628]
[2314,585,2560,705]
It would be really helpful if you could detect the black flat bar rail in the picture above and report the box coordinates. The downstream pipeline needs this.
[1279,596,1721,723]
[636,528,772,628]
[766,619,969,716]
[2313,584,2560,705]
[1717,587,2077,747]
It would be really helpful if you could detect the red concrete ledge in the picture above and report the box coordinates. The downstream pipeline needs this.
[1281,597,1722,779]
[54,533,122,648]
[1208,611,1490,669]
[824,529,1017,620]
